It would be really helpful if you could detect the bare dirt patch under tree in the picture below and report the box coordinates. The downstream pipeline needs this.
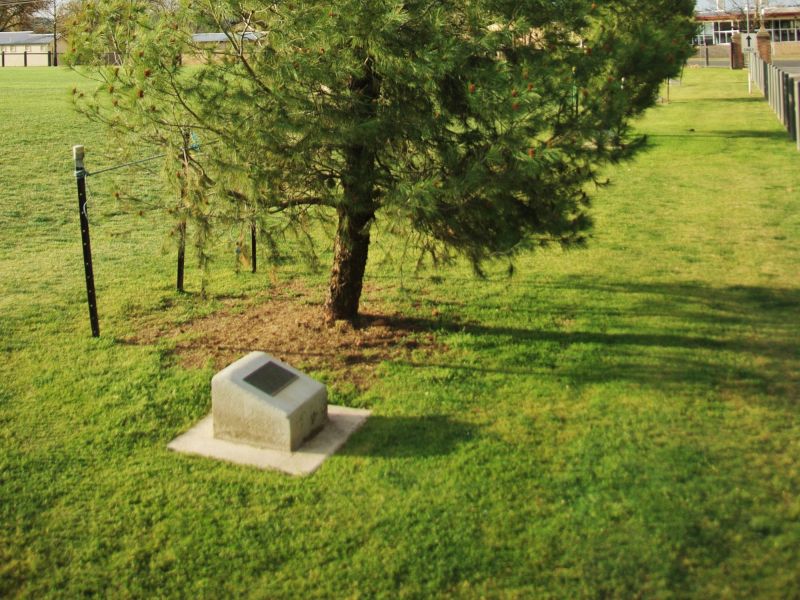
[128,283,444,390]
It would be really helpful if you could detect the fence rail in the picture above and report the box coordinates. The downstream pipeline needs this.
[0,51,60,67]
[0,52,129,67]
[750,54,800,151]
[687,44,746,69]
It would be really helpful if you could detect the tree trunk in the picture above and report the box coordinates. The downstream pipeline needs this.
[324,58,380,321]
[324,207,374,321]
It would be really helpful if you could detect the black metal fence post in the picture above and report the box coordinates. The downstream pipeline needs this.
[23,51,27,67]
[251,222,257,274]
[73,145,100,337]
[177,220,186,292]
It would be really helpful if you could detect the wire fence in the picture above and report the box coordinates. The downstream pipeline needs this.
[71,138,260,336]
[687,46,737,69]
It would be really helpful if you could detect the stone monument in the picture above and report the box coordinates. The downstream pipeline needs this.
[168,352,370,475]
[212,352,327,452]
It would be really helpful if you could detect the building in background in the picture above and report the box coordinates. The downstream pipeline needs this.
[0,31,63,67]
[695,2,800,61]
[696,2,800,46]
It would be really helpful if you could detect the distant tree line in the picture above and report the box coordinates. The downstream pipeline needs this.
[1,0,49,31]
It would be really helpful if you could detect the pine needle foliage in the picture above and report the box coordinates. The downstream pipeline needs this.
[67,0,696,320]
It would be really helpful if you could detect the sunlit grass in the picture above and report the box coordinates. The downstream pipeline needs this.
[0,67,799,598]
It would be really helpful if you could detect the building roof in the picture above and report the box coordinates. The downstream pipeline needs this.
[764,6,800,16]
[0,31,54,46]
[191,32,261,44]
[696,7,800,20]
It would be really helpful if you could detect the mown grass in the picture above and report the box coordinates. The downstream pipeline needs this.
[1,67,799,598]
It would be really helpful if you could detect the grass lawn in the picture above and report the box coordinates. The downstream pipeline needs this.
[1,67,799,598]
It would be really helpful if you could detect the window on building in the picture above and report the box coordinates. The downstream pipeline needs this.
[766,19,800,42]
[713,20,740,45]
[693,22,715,46]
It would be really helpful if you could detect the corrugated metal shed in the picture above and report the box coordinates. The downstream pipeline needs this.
[191,32,260,44]
[1,31,257,47]
[0,31,54,46]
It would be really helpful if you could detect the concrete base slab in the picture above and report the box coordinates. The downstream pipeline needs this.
[167,405,370,476]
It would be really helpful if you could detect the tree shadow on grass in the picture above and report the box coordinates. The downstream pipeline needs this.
[379,280,800,406]
[649,130,790,141]
[337,415,479,459]
[691,96,767,103]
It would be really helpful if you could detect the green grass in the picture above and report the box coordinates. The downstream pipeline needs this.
[1,67,799,598]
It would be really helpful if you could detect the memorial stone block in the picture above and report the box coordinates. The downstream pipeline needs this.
[212,351,327,452]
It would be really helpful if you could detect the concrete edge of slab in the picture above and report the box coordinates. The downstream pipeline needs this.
[167,405,371,476]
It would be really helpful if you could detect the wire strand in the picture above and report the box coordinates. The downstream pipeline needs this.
[85,140,219,178]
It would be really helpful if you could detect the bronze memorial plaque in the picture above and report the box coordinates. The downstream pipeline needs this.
[244,361,299,396]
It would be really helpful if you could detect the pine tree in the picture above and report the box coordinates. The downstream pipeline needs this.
[69,0,696,321]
